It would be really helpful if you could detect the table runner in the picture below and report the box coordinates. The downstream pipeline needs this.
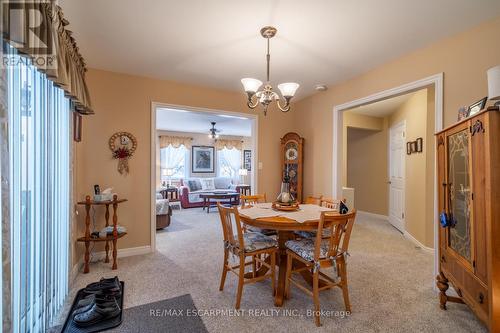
[238,203,335,223]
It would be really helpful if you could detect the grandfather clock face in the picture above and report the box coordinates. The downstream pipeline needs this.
[285,142,299,162]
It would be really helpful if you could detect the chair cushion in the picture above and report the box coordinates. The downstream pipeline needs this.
[285,238,330,262]
[247,226,276,236]
[294,229,331,239]
[236,232,277,252]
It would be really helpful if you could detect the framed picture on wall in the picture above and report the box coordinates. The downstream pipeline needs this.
[243,149,252,171]
[192,146,215,173]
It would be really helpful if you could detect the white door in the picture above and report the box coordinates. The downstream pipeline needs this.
[389,121,406,232]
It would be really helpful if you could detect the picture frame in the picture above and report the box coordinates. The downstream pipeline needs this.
[467,97,487,118]
[73,112,82,142]
[243,149,252,171]
[192,146,215,173]
[415,137,423,153]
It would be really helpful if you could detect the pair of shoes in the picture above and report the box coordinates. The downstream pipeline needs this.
[73,277,123,327]
[73,298,121,327]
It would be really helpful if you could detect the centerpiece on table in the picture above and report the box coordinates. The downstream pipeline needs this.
[273,169,300,211]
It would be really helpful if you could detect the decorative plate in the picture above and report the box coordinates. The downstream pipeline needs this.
[272,202,300,212]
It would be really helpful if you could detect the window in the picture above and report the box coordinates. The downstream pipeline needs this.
[7,44,71,332]
[217,148,241,179]
[160,145,188,180]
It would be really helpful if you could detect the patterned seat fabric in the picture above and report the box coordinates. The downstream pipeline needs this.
[247,226,277,236]
[294,229,331,239]
[236,232,278,252]
[285,238,330,262]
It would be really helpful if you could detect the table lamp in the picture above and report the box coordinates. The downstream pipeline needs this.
[162,168,175,187]
[487,65,500,109]
[238,168,248,184]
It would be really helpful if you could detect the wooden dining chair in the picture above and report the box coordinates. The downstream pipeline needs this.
[217,203,277,309]
[320,197,342,209]
[285,210,357,326]
[240,193,267,207]
[305,195,323,205]
[296,198,344,239]
[240,194,275,236]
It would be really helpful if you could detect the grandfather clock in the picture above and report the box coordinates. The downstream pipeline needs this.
[281,132,304,202]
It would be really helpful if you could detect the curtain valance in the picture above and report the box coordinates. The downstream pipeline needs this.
[2,0,93,114]
[215,139,243,151]
[159,135,192,149]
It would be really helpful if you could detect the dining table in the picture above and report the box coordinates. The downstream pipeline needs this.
[238,203,335,307]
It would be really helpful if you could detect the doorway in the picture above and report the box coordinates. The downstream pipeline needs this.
[334,73,443,277]
[149,103,259,252]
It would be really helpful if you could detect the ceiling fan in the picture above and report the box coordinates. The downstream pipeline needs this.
[208,121,221,139]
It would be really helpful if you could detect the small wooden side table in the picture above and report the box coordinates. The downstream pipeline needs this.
[159,187,181,209]
[77,195,128,273]
[238,184,251,196]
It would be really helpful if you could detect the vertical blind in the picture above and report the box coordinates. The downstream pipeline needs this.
[7,44,71,332]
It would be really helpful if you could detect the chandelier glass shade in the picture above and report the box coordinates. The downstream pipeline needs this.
[241,26,300,115]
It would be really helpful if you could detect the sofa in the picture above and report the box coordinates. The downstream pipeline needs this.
[179,177,241,208]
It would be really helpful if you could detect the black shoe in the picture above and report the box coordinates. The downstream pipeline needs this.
[72,294,117,317]
[73,298,121,327]
[83,277,121,295]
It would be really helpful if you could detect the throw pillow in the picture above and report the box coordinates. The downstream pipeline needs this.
[187,180,202,192]
[214,177,231,189]
[200,178,215,190]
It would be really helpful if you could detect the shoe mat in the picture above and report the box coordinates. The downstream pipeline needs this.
[61,281,124,333]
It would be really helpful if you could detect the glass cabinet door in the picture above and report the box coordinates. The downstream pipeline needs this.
[446,128,472,262]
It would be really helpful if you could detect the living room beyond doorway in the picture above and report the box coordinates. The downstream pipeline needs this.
[152,104,257,249]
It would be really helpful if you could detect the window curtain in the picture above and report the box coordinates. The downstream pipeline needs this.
[159,135,192,149]
[160,145,188,179]
[218,148,242,179]
[2,0,93,114]
[1,41,12,332]
[6,44,71,332]
[215,138,243,151]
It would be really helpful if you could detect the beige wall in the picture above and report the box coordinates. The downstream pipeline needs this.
[346,126,388,215]
[294,16,500,248]
[73,69,296,266]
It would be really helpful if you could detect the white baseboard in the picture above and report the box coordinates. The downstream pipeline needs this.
[357,210,389,221]
[403,231,435,254]
[69,245,152,283]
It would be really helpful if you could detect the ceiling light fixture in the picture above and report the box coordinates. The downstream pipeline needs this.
[241,26,300,116]
[208,121,220,139]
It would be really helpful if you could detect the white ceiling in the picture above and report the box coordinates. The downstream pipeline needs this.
[59,0,500,99]
[346,92,417,118]
[156,108,252,137]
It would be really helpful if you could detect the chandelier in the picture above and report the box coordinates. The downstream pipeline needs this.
[241,26,300,115]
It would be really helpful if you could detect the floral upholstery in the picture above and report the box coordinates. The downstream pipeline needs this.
[246,225,276,236]
[294,229,331,239]
[285,238,331,262]
[236,232,277,252]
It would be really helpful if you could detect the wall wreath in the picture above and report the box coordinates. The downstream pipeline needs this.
[109,132,138,175]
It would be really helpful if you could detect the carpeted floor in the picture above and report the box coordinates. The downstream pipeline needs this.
[54,208,487,332]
